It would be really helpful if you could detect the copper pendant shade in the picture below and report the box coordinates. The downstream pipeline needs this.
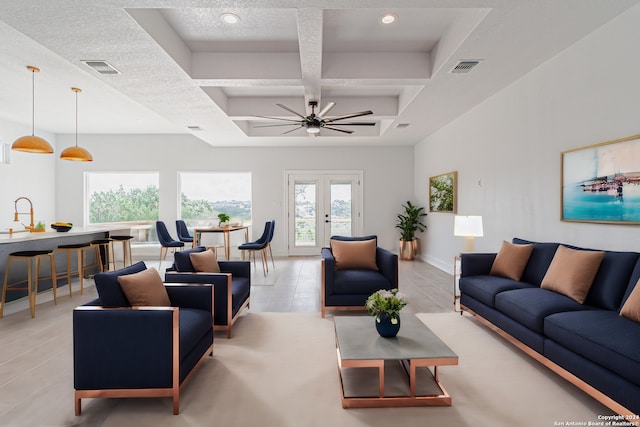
[11,66,54,154]
[60,87,93,162]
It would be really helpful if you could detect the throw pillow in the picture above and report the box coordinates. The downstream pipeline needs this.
[330,238,378,271]
[541,245,605,304]
[489,241,534,281]
[620,279,640,323]
[190,248,221,273]
[117,268,171,307]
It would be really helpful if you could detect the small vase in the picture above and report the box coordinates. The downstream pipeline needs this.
[375,313,401,337]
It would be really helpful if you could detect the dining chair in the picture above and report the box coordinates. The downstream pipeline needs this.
[238,221,272,276]
[175,219,194,243]
[265,220,275,268]
[156,221,184,266]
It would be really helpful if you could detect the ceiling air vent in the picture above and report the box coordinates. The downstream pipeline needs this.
[186,126,203,132]
[81,60,121,75]
[451,60,481,74]
[395,123,410,128]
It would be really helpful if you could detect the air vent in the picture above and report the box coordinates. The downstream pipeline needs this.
[395,123,410,128]
[186,126,203,132]
[451,60,481,74]
[81,60,121,75]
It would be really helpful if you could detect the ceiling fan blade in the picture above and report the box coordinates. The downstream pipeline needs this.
[327,122,376,126]
[252,115,302,123]
[324,110,373,123]
[318,102,336,118]
[276,103,307,119]
[282,126,305,135]
[322,125,354,134]
[253,123,304,128]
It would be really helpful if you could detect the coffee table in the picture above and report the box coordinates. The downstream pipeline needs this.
[334,315,458,408]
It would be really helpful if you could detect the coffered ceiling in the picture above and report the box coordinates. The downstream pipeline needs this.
[0,0,638,147]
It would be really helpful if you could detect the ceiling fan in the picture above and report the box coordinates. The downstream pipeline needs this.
[253,101,375,135]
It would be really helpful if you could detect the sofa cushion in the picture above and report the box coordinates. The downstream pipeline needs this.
[330,238,378,271]
[490,241,534,281]
[620,279,640,323]
[94,261,147,307]
[512,238,559,286]
[545,310,640,387]
[190,248,220,273]
[495,288,592,333]
[585,251,639,310]
[333,270,390,295]
[541,245,605,304]
[117,268,171,307]
[459,275,535,308]
[174,246,207,272]
[178,308,214,361]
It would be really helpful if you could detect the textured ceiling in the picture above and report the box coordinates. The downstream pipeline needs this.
[0,0,638,147]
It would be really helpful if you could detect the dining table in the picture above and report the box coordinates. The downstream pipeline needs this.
[192,224,249,260]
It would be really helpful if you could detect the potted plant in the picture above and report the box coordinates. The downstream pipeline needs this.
[217,213,230,227]
[365,289,408,337]
[395,201,427,260]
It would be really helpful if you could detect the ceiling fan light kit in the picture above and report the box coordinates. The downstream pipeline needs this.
[254,100,375,136]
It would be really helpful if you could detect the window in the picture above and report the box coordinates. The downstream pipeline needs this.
[178,172,252,228]
[86,172,159,243]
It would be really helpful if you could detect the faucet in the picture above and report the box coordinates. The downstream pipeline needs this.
[14,197,35,232]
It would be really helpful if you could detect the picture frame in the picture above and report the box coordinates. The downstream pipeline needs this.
[429,171,457,213]
[561,134,640,224]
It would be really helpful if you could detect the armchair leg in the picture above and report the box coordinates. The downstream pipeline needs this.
[75,395,81,416]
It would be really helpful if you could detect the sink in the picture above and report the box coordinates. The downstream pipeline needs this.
[0,229,30,235]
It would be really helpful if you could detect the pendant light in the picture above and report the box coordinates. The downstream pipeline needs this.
[12,66,54,154]
[60,87,93,162]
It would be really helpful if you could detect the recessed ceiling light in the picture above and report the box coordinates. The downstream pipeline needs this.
[220,13,240,24]
[380,13,397,25]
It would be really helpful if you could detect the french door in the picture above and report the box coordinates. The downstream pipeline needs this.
[286,171,363,256]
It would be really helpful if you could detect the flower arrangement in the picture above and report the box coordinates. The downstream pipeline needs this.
[365,289,408,320]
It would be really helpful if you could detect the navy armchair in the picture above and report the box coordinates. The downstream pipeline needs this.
[73,261,213,415]
[321,235,398,317]
[164,246,251,338]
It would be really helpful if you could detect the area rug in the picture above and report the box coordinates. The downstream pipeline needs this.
[63,312,613,427]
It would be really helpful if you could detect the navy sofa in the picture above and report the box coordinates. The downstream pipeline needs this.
[164,246,251,338]
[73,261,214,415]
[321,235,398,318]
[459,238,640,415]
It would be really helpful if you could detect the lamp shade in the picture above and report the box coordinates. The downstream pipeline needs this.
[60,145,93,162]
[454,216,483,237]
[11,135,54,153]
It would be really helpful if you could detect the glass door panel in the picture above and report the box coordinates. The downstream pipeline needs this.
[294,181,317,247]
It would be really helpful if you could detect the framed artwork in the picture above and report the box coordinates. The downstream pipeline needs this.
[429,171,457,213]
[561,134,640,224]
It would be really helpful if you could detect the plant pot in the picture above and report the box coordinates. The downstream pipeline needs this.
[375,313,401,337]
[399,238,418,260]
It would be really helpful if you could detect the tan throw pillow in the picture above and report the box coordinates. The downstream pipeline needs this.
[541,245,605,304]
[489,241,534,281]
[620,279,640,323]
[190,248,221,273]
[117,268,171,307]
[331,239,378,271]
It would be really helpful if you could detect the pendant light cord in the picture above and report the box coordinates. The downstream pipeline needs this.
[75,89,78,147]
[30,68,35,136]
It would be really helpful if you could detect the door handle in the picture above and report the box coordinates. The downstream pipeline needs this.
[325,219,331,223]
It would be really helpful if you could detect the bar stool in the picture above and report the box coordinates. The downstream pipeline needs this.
[90,239,114,272]
[109,235,134,268]
[54,243,100,296]
[1,250,57,318]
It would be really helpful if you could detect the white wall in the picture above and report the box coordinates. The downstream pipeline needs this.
[54,134,415,255]
[415,4,640,273]
[0,118,56,231]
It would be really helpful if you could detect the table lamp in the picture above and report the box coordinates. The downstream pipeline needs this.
[454,215,483,253]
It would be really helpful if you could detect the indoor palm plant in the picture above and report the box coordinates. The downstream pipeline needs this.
[366,289,408,337]
[395,201,427,260]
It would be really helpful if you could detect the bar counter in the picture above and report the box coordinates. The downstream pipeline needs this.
[0,227,125,304]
